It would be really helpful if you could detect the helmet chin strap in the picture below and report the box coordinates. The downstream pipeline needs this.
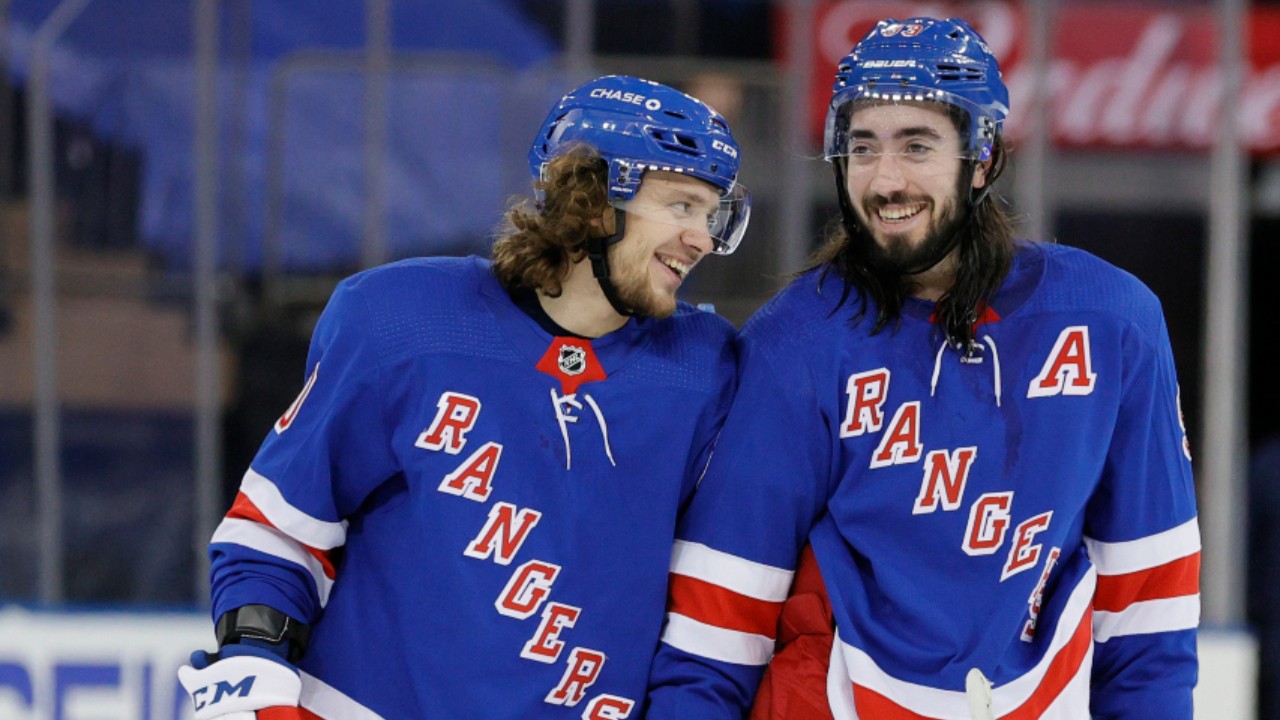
[583,210,637,318]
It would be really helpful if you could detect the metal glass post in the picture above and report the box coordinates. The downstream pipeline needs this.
[779,0,814,275]
[27,0,96,605]
[361,0,390,270]
[1021,0,1054,243]
[193,0,223,605]
[564,0,595,85]
[1201,0,1249,626]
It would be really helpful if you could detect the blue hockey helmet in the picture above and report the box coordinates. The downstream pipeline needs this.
[824,17,1010,164]
[529,75,750,255]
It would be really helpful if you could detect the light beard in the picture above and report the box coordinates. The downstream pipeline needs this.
[606,242,679,319]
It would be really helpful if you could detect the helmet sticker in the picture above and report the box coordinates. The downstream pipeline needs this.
[880,22,924,37]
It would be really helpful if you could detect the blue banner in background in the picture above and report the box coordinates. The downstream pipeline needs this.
[0,607,213,720]
[4,0,569,272]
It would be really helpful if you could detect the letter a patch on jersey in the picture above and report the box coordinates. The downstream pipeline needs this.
[1028,326,1097,398]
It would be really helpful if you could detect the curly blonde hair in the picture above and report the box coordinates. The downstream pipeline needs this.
[490,145,610,296]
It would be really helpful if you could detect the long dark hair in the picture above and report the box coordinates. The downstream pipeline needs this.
[810,134,1018,351]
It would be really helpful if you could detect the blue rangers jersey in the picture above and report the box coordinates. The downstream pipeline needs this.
[646,242,1200,719]
[209,255,735,719]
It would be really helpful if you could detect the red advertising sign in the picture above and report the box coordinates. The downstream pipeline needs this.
[783,1,1280,153]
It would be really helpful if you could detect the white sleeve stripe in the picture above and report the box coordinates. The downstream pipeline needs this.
[212,517,335,607]
[669,540,794,601]
[242,468,347,550]
[1093,595,1200,642]
[660,612,775,667]
[1084,518,1200,574]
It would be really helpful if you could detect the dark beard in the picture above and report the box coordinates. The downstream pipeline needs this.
[858,189,968,276]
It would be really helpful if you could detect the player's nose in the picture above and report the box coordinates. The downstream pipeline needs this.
[681,226,714,257]
[868,155,908,194]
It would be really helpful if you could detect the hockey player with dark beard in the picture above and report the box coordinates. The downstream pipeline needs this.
[645,16,1200,720]
[177,74,751,719]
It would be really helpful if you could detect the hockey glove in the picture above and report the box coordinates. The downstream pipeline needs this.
[177,643,303,720]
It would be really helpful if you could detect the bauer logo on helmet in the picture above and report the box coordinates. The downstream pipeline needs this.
[862,60,919,69]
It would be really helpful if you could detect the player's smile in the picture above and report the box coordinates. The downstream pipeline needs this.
[875,200,927,223]
[654,251,694,288]
[868,198,931,235]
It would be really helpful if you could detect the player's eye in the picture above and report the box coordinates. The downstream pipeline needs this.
[903,142,935,159]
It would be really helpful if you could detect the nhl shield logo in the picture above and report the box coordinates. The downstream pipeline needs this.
[558,344,587,376]
[536,336,607,395]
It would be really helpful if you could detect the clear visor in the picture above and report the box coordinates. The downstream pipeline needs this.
[836,145,970,179]
[824,86,986,164]
[612,180,751,256]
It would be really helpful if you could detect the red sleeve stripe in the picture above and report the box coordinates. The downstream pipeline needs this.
[1093,595,1199,642]
[669,540,794,601]
[669,573,784,638]
[212,518,337,607]
[239,468,347,550]
[1093,552,1200,612]
[227,492,338,581]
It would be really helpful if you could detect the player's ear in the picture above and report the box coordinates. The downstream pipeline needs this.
[972,157,992,190]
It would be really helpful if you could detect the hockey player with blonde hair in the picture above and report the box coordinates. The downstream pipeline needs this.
[178,74,750,719]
